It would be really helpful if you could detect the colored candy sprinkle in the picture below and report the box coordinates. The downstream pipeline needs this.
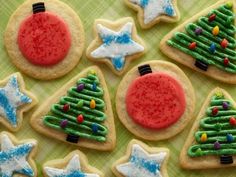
[226,134,234,143]
[77,100,84,108]
[223,58,230,66]
[209,43,216,53]
[77,83,85,92]
[212,107,218,116]
[63,104,70,112]
[92,82,97,91]
[226,2,233,9]
[92,123,98,133]
[209,14,216,22]
[90,99,96,109]
[221,38,228,49]
[196,148,202,156]
[214,141,221,150]
[189,42,197,50]
[77,114,84,123]
[194,28,203,35]
[200,133,207,142]
[212,26,219,36]
[60,119,68,128]
[89,70,96,75]
[215,92,223,98]
[222,101,229,109]
[229,117,236,126]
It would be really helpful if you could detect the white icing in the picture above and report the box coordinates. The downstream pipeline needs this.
[91,22,144,71]
[116,144,167,177]
[0,133,36,177]
[130,0,176,24]
[44,154,100,177]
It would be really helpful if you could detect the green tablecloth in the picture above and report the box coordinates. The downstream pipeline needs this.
[1,0,236,176]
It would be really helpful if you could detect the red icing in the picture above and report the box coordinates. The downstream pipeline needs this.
[17,12,71,66]
[125,72,186,129]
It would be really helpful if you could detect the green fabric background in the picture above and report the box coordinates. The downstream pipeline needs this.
[0,0,236,176]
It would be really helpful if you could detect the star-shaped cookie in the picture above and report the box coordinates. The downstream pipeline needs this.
[124,0,180,28]
[86,17,145,75]
[0,73,37,131]
[112,139,169,177]
[43,150,103,177]
[0,132,37,177]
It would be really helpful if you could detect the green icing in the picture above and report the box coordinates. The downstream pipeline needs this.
[43,72,108,142]
[188,93,236,157]
[167,3,236,73]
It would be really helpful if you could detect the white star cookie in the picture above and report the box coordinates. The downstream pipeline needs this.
[86,17,145,75]
[43,150,103,177]
[0,73,37,131]
[0,132,37,177]
[112,139,169,177]
[124,0,180,28]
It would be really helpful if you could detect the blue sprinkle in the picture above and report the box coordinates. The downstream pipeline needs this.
[164,5,174,16]
[209,43,216,53]
[227,134,234,143]
[64,170,86,177]
[116,33,131,44]
[140,0,149,8]
[92,82,97,91]
[111,56,125,71]
[92,124,99,133]
[101,32,131,46]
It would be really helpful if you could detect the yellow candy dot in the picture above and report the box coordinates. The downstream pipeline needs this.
[212,26,219,36]
[89,70,96,75]
[90,99,96,109]
[215,91,223,98]
[200,133,207,142]
[226,2,233,8]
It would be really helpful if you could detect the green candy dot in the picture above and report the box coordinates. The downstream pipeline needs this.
[226,2,233,9]
[77,100,84,107]
[196,148,203,156]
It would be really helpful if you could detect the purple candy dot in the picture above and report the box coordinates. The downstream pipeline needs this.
[214,141,221,150]
[222,101,229,110]
[60,119,68,128]
[195,28,203,35]
[77,83,85,92]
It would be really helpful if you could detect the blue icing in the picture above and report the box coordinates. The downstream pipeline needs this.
[163,1,175,16]
[0,90,17,125]
[57,170,86,177]
[140,0,149,8]
[16,168,34,177]
[111,56,125,70]
[130,155,160,175]
[101,32,131,46]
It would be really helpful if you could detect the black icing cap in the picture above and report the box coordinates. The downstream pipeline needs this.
[66,134,79,143]
[32,2,45,14]
[220,155,233,164]
[195,60,208,71]
[138,64,152,76]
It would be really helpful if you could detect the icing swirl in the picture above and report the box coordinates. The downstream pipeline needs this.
[43,73,108,142]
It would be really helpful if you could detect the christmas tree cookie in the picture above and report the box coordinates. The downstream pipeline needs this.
[43,150,103,177]
[124,0,180,29]
[0,73,37,131]
[116,60,195,141]
[160,0,236,84]
[4,0,84,80]
[180,88,236,169]
[30,66,116,151]
[112,139,169,177]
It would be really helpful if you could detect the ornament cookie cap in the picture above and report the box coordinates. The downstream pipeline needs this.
[86,17,146,76]
[160,0,236,84]
[4,0,85,80]
[116,60,195,141]
[124,0,180,29]
[112,139,169,177]
[43,150,103,177]
[30,66,116,151]
[180,88,236,169]
[0,72,38,132]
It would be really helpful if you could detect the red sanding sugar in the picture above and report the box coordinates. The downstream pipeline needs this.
[17,12,71,66]
[125,72,186,129]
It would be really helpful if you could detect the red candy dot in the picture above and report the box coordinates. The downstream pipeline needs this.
[221,38,228,49]
[125,73,186,129]
[209,14,216,22]
[189,42,197,50]
[63,104,70,112]
[212,107,218,116]
[77,114,84,123]
[229,117,236,126]
[17,12,71,66]
[224,58,229,66]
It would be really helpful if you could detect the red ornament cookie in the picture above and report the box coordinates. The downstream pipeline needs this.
[116,60,195,141]
[4,0,84,80]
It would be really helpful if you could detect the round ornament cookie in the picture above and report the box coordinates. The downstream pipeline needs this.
[116,60,195,140]
[4,0,84,80]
